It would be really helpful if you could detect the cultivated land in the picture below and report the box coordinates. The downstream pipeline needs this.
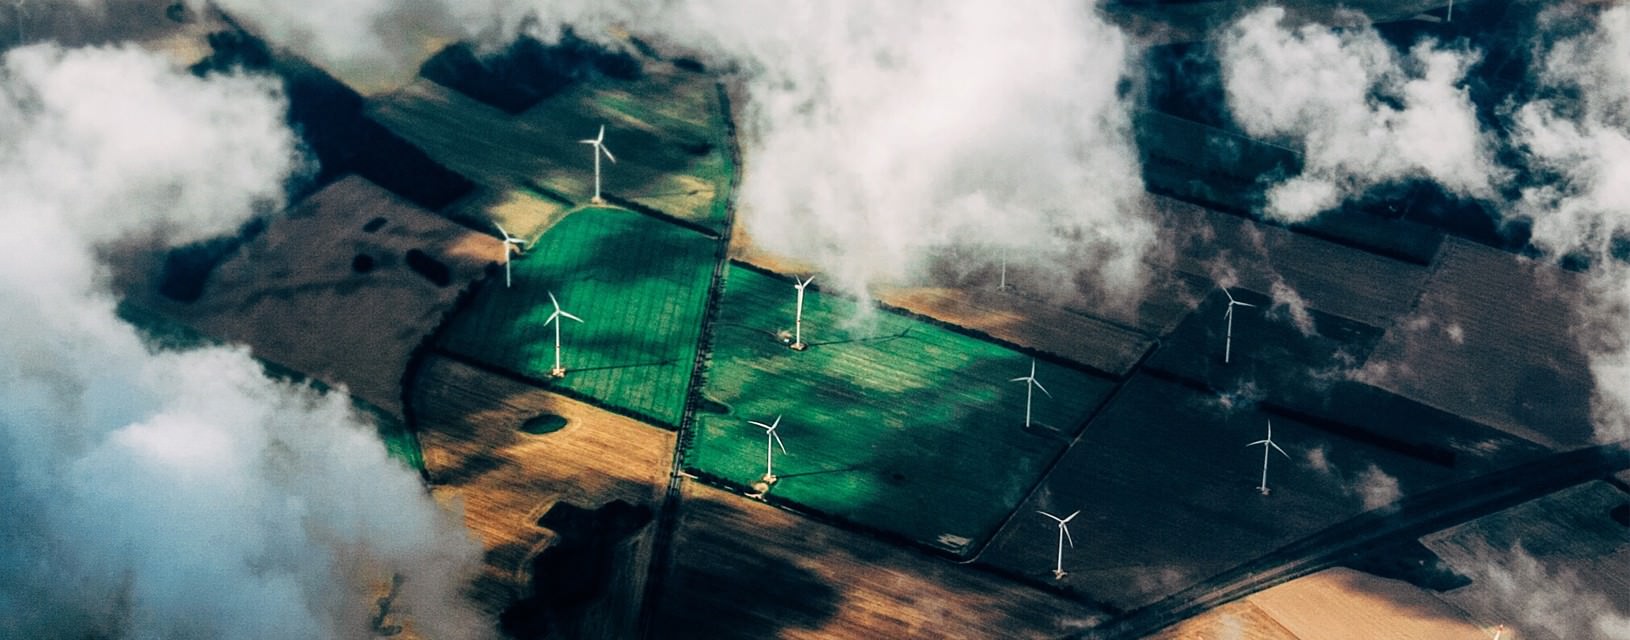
[122,175,499,421]
[411,355,674,637]
[1424,481,1630,640]
[1144,568,1488,640]
[651,481,1108,639]
[369,59,735,234]
[1363,237,1595,449]
[439,206,718,427]
[688,264,1118,556]
[978,374,1474,611]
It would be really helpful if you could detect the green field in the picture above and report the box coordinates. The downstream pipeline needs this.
[439,206,718,426]
[687,265,1118,556]
[369,65,735,232]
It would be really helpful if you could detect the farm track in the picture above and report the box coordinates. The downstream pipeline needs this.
[638,80,741,640]
[1080,441,1630,640]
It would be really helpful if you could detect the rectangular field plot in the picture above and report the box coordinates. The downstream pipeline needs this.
[686,265,1118,556]
[368,61,734,232]
[977,375,1465,611]
[438,207,719,426]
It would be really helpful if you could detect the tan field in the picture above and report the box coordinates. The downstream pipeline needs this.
[1144,568,1490,640]
[410,355,675,637]
[649,481,1107,639]
[123,175,500,419]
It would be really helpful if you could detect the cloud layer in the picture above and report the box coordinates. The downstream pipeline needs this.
[1218,7,1502,222]
[0,44,486,639]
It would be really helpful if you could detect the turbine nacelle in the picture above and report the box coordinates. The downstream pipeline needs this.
[749,415,787,453]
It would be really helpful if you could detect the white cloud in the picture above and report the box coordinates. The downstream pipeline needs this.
[0,44,487,639]
[1218,7,1502,222]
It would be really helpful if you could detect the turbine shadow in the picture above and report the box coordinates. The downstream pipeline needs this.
[774,463,869,481]
[564,358,678,374]
[803,327,912,348]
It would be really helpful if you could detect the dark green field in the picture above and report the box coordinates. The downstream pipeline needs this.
[687,265,1118,556]
[439,207,718,426]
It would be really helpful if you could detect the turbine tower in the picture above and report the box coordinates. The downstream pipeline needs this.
[998,249,1010,291]
[578,124,616,204]
[494,223,527,288]
[1247,419,1290,495]
[749,415,787,484]
[1037,509,1079,580]
[1010,359,1052,428]
[790,275,814,351]
[543,291,584,378]
[1221,287,1256,364]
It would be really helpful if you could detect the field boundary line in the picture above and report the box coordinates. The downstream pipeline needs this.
[637,79,741,640]
[429,347,678,430]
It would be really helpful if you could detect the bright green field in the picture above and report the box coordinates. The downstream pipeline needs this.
[439,207,718,426]
[687,265,1118,556]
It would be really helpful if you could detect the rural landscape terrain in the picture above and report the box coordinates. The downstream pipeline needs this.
[4,1,1627,639]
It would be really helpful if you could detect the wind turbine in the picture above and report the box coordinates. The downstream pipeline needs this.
[578,124,616,204]
[998,249,1010,291]
[748,415,787,484]
[12,0,27,44]
[1037,510,1079,580]
[494,223,527,288]
[1010,359,1052,429]
[790,275,814,351]
[1221,287,1256,364]
[1247,419,1290,495]
[543,291,583,378]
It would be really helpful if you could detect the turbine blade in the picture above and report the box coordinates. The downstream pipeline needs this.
[1062,510,1080,523]
[1031,378,1052,398]
[748,420,771,430]
[543,311,559,326]
[601,145,616,163]
[1247,439,1269,447]
[770,415,782,429]
[494,222,510,238]
[1010,376,1029,383]
[1271,441,1290,458]
[596,124,605,142]
[579,139,597,145]
[1036,510,1062,522]
[772,431,787,454]
[1222,287,1236,303]
[548,291,561,311]
[1062,524,1075,548]
[559,310,584,323]
[1236,301,1256,308]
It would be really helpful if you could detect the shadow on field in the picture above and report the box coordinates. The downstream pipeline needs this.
[501,499,654,639]
[648,491,842,640]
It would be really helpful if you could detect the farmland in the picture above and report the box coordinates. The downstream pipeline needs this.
[409,355,674,638]
[650,481,1108,639]
[120,175,500,421]
[1363,237,1595,449]
[977,374,1470,611]
[687,264,1118,555]
[1144,568,1489,640]
[438,206,718,427]
[368,56,735,233]
[1423,481,1630,640]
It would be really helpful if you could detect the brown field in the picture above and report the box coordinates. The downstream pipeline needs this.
[978,374,1466,612]
[410,355,675,637]
[1144,568,1488,640]
[651,481,1107,639]
[122,176,499,418]
[1156,195,1431,329]
[1423,481,1630,640]
[1362,238,1593,449]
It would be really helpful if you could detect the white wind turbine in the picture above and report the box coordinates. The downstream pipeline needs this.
[998,248,1011,291]
[790,275,814,351]
[12,0,28,44]
[1010,359,1051,429]
[1488,624,1505,640]
[543,291,583,378]
[494,223,527,288]
[1247,419,1290,495]
[749,415,787,484]
[1221,287,1256,364]
[578,124,616,204]
[1037,509,1079,580]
